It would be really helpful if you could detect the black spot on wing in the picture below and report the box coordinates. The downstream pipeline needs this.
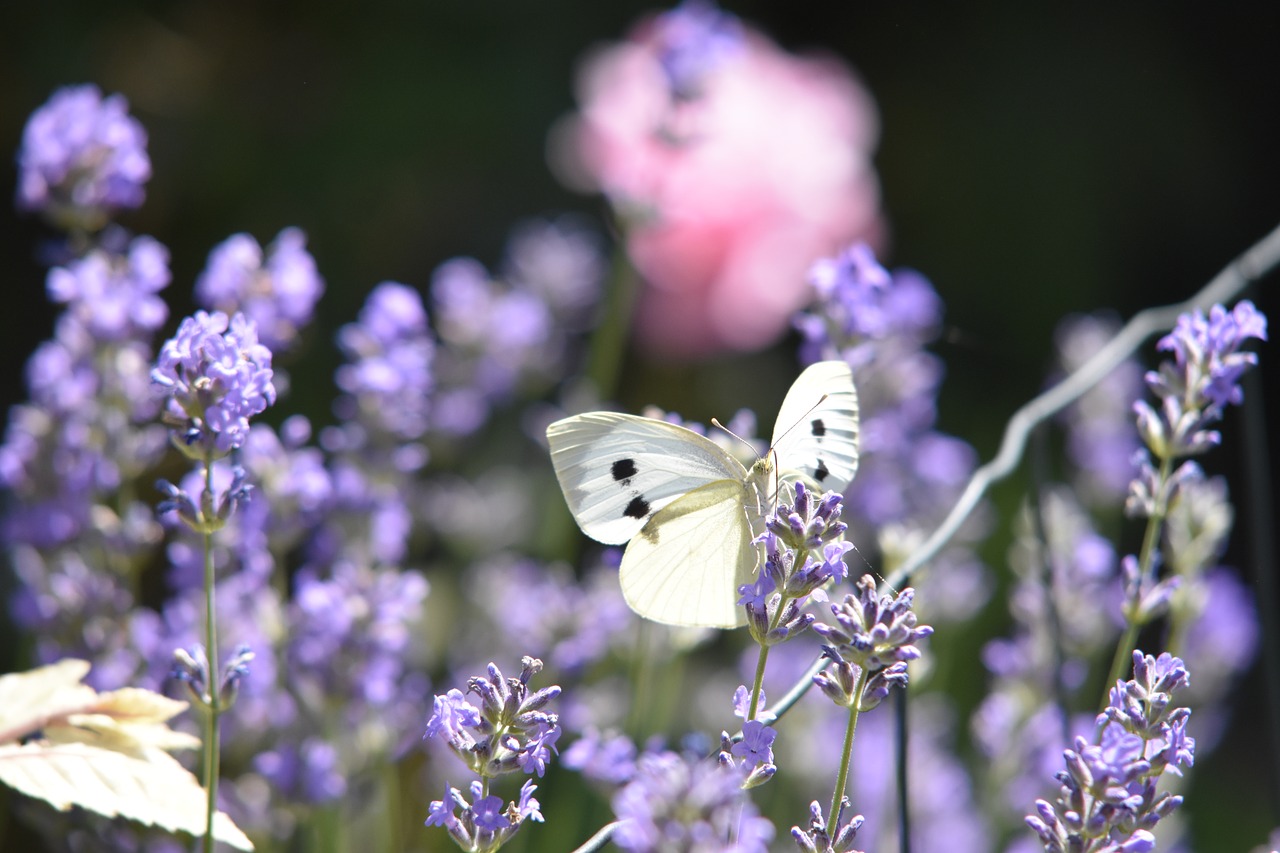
[612,458,638,485]
[814,459,830,483]
[810,418,826,437]
[624,495,651,520]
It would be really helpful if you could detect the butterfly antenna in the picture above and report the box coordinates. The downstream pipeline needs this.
[772,393,831,448]
[843,540,901,594]
[710,417,760,459]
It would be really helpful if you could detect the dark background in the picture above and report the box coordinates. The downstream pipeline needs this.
[2,2,1278,850]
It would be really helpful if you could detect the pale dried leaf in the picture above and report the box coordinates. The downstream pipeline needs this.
[50,715,201,756]
[0,660,96,742]
[92,688,189,725]
[0,741,252,850]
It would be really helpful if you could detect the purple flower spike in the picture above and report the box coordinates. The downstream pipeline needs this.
[17,84,151,229]
[152,311,276,455]
[46,236,170,341]
[424,656,561,781]
[811,574,933,671]
[1028,649,1195,852]
[612,752,773,852]
[196,227,325,353]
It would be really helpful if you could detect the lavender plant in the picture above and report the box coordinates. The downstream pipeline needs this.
[423,657,560,851]
[4,7,1280,853]
[152,308,276,849]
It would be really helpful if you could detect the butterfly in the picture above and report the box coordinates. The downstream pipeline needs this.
[545,360,859,628]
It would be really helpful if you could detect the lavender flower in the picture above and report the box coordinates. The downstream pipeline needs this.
[1054,313,1145,506]
[561,728,639,786]
[792,799,866,853]
[16,84,150,229]
[1027,652,1194,852]
[812,575,932,676]
[46,236,170,341]
[195,227,325,353]
[333,281,434,445]
[458,554,636,676]
[650,0,745,100]
[741,482,847,644]
[424,657,561,782]
[611,751,774,852]
[425,778,544,851]
[973,487,1122,828]
[429,218,603,436]
[152,311,276,456]
[794,244,986,626]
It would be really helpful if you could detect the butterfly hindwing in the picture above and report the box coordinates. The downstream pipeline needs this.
[546,411,749,546]
[619,478,757,628]
[770,360,860,493]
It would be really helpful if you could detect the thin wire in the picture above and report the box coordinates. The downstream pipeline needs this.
[762,221,1280,726]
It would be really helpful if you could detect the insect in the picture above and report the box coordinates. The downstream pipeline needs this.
[545,360,859,628]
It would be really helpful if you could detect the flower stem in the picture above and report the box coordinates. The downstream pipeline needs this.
[828,667,868,825]
[1101,456,1172,713]
[202,461,222,852]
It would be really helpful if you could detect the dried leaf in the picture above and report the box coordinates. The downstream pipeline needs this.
[0,659,252,850]
[0,740,252,850]
[0,660,96,742]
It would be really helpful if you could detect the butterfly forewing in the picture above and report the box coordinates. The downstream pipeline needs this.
[546,412,749,546]
[618,479,756,628]
[770,360,860,493]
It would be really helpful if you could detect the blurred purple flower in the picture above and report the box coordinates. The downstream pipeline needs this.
[562,728,639,786]
[794,245,986,624]
[16,84,150,229]
[46,236,170,341]
[429,218,603,436]
[1054,313,1144,506]
[195,227,325,353]
[334,281,433,443]
[611,752,774,852]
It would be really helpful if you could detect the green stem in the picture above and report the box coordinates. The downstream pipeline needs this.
[828,667,868,826]
[1101,455,1172,714]
[747,593,793,721]
[202,460,222,852]
[747,645,770,722]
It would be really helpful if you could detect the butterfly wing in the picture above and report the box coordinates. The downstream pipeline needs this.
[618,478,757,628]
[546,412,748,545]
[770,360,861,493]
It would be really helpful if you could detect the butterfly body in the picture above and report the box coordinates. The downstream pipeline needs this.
[546,360,859,628]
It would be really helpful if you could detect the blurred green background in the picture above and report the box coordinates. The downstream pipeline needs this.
[1,2,1278,850]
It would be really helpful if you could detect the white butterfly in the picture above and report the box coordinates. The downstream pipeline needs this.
[546,360,859,628]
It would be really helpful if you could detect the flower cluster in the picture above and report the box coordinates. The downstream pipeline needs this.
[16,83,150,230]
[792,798,866,853]
[426,778,544,852]
[46,236,170,341]
[1027,652,1195,852]
[794,242,985,625]
[152,310,277,456]
[611,751,774,852]
[739,481,849,644]
[195,227,325,354]
[811,575,931,711]
[425,657,562,781]
[428,217,603,435]
[424,658,560,850]
[972,487,1121,825]
[1054,313,1145,506]
[1123,301,1266,630]
[717,685,778,788]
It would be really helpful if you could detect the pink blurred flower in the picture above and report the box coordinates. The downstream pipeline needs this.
[551,2,883,360]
